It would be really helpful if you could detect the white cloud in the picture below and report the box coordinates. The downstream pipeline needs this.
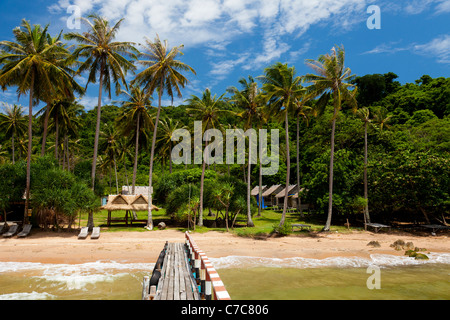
[414,34,450,63]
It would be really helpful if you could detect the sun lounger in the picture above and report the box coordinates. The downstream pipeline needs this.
[420,224,450,235]
[91,227,100,239]
[0,223,8,235]
[78,227,89,239]
[365,222,391,233]
[3,224,19,238]
[17,224,32,238]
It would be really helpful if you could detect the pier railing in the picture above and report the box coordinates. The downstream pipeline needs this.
[184,231,231,300]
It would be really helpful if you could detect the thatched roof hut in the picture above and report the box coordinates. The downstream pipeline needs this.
[275,185,300,198]
[251,185,267,196]
[101,194,160,212]
[262,185,283,197]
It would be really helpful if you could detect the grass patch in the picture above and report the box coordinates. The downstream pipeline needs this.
[77,207,360,237]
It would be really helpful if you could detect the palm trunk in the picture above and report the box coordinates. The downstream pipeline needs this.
[24,73,34,225]
[132,112,141,195]
[54,115,59,161]
[11,133,15,165]
[89,65,104,231]
[199,139,208,227]
[147,78,164,230]
[257,161,262,217]
[296,113,303,217]
[363,121,370,224]
[279,107,290,227]
[41,103,50,156]
[324,104,339,231]
[114,153,119,195]
[247,141,254,227]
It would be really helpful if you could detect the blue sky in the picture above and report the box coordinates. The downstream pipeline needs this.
[0,0,449,113]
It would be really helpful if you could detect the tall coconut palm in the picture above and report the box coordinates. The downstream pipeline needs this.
[304,45,358,231]
[356,107,372,226]
[0,20,83,223]
[116,85,154,195]
[259,62,304,228]
[156,117,187,174]
[293,95,313,216]
[228,76,265,227]
[65,14,138,193]
[186,89,228,227]
[132,34,195,230]
[99,123,121,194]
[39,32,83,157]
[0,104,27,164]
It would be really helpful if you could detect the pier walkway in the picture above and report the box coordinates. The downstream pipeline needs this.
[142,231,230,300]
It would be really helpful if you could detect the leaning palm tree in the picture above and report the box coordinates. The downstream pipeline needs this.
[304,45,358,231]
[0,20,83,223]
[116,85,154,195]
[186,89,228,227]
[228,76,265,227]
[65,14,138,193]
[259,62,304,228]
[356,107,372,226]
[0,104,27,164]
[132,34,195,230]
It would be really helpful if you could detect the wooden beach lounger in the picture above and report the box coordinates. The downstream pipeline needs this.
[91,227,100,239]
[17,224,32,238]
[78,227,89,239]
[365,223,391,233]
[2,224,19,238]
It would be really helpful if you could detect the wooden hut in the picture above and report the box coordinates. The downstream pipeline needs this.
[251,185,267,208]
[275,185,300,208]
[261,185,284,208]
[102,194,160,227]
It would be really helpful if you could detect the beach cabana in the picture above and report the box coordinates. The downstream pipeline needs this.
[102,194,160,227]
[275,185,301,208]
[261,185,284,208]
[251,185,267,208]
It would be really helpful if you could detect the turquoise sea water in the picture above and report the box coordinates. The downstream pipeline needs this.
[0,253,449,300]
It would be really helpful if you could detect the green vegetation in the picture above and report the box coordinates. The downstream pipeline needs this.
[0,17,448,235]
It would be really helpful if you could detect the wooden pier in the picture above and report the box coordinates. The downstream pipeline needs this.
[142,232,231,300]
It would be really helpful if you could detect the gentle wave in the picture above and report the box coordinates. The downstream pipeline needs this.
[0,292,56,300]
[209,252,450,269]
[0,260,154,274]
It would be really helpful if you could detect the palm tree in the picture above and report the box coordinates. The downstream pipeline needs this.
[304,45,358,231]
[0,104,27,164]
[293,95,313,216]
[228,76,265,227]
[0,20,83,223]
[356,107,372,226]
[373,108,392,131]
[259,62,303,228]
[187,88,228,227]
[132,34,195,230]
[65,14,138,194]
[99,123,121,194]
[156,117,187,174]
[39,32,83,157]
[116,85,154,195]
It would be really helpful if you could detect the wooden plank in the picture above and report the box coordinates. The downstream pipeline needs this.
[178,244,187,300]
[154,243,170,300]
[173,243,181,300]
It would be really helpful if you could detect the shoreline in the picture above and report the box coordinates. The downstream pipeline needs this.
[0,229,449,265]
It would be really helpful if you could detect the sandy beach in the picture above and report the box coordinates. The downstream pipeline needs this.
[0,229,449,265]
